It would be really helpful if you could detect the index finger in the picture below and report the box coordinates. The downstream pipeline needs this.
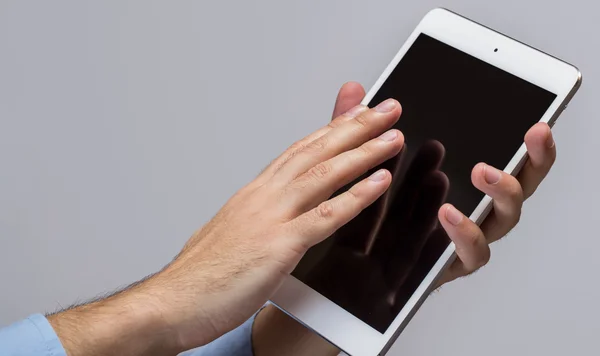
[253,82,367,188]
[274,99,402,184]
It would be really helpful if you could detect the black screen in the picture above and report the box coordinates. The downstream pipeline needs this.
[291,34,557,333]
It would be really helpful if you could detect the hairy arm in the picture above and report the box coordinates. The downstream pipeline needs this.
[46,279,184,356]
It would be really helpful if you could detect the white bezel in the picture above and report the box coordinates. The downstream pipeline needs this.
[271,8,581,356]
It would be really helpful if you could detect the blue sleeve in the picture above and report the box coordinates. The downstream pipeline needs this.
[180,314,256,356]
[0,314,67,356]
[0,313,256,356]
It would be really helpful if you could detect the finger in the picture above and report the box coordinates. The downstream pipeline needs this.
[472,163,524,243]
[263,82,366,181]
[288,129,404,212]
[275,100,402,183]
[336,147,409,253]
[438,204,491,281]
[289,169,392,247]
[255,105,369,186]
[517,122,556,199]
[332,82,366,118]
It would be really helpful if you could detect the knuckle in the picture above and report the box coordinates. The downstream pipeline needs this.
[287,141,306,154]
[353,113,369,129]
[349,144,373,162]
[316,201,334,219]
[305,138,328,154]
[347,186,361,202]
[507,182,524,202]
[464,229,483,249]
[357,144,372,157]
[308,162,332,181]
[329,116,345,128]
[283,142,305,161]
[273,142,305,172]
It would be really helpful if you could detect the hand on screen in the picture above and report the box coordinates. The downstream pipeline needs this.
[301,140,449,329]
[123,88,407,352]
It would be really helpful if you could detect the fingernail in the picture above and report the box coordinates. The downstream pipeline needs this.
[369,169,387,182]
[379,130,398,142]
[375,99,397,113]
[547,129,555,148]
[445,205,464,226]
[343,105,367,118]
[483,164,501,185]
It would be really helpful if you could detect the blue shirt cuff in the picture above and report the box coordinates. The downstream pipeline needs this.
[1,312,258,356]
[0,314,67,356]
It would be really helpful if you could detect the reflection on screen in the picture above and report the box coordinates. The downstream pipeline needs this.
[291,34,557,333]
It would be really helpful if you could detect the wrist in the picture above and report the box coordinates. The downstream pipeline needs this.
[48,282,182,356]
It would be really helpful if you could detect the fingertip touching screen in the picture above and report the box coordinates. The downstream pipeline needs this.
[292,33,556,333]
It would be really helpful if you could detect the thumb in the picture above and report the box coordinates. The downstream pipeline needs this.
[332,82,366,119]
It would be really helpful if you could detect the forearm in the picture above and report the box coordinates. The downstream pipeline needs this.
[252,305,340,356]
[47,282,182,356]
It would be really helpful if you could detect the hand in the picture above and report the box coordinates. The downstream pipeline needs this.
[253,81,557,356]
[436,119,556,284]
[160,100,405,351]
[298,141,448,331]
[49,86,405,356]
[140,96,405,350]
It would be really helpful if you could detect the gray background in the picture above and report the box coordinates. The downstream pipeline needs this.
[0,1,596,355]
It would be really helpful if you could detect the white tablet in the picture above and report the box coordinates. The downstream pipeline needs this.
[270,8,581,356]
